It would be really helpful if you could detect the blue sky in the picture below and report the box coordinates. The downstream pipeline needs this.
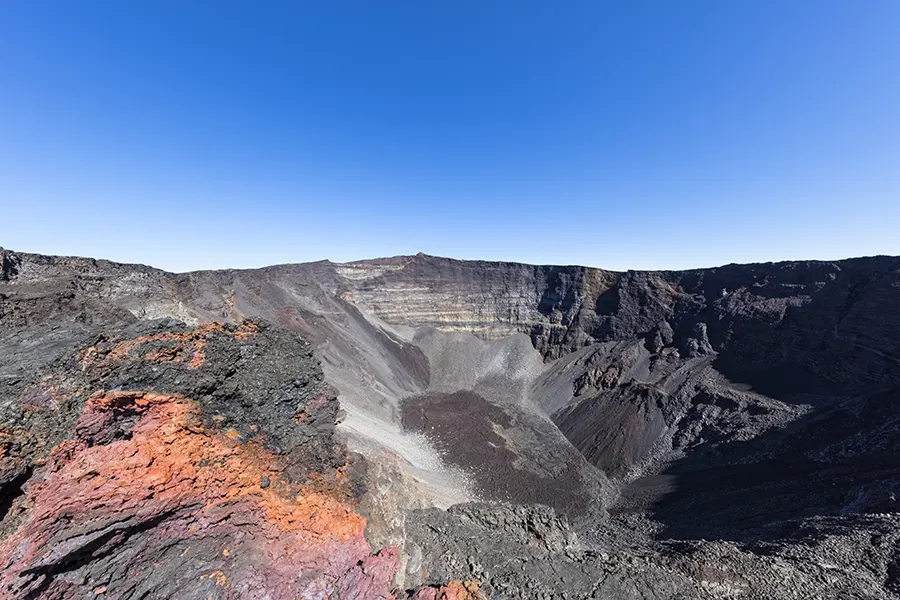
[1,2,898,272]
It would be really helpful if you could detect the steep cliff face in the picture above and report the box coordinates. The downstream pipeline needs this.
[337,254,618,358]
[2,247,900,599]
[343,253,900,389]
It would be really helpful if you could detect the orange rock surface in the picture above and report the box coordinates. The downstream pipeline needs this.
[80,321,259,369]
[0,388,397,599]
[410,580,486,600]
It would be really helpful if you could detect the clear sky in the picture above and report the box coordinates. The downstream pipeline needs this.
[1,2,898,272]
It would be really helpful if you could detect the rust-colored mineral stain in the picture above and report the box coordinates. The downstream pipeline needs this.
[411,580,485,600]
[11,389,364,559]
[200,570,229,587]
[73,390,365,540]
[80,321,259,370]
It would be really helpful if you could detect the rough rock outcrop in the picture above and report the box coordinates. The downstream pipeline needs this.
[0,315,402,599]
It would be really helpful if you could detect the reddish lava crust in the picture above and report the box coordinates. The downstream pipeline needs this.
[409,580,486,600]
[79,321,260,370]
[0,389,400,599]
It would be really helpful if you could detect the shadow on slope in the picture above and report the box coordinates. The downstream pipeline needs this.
[711,355,844,404]
[643,384,900,543]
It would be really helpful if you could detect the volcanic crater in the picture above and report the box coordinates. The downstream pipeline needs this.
[2,247,900,599]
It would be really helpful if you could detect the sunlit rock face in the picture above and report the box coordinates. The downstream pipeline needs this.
[336,254,620,358]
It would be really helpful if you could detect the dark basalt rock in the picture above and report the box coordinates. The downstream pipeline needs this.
[0,248,19,282]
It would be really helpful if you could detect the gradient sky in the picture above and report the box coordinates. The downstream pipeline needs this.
[2,2,898,272]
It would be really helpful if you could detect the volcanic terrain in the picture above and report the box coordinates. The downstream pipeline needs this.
[2,247,900,599]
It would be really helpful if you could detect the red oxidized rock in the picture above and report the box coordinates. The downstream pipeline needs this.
[409,580,486,600]
[0,390,399,599]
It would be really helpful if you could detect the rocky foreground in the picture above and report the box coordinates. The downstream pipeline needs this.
[1,248,900,599]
